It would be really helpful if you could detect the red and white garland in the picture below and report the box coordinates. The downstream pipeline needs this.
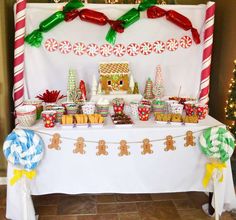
[44,36,194,56]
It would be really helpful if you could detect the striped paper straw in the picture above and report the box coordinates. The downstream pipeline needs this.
[199,1,216,104]
[14,0,27,109]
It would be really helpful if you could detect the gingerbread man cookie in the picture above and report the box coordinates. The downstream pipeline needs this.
[73,137,86,154]
[164,135,176,151]
[118,140,130,156]
[141,138,153,155]
[184,131,196,147]
[96,140,108,156]
[48,133,61,150]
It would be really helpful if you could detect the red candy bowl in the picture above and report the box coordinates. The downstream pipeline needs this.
[113,104,125,115]
[184,101,197,116]
[184,101,208,120]
[195,103,208,120]
[138,105,151,121]
[41,110,57,128]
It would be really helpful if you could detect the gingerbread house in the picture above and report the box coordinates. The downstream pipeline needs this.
[99,62,130,93]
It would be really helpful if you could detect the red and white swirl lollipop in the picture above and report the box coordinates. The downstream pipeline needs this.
[86,43,99,57]
[73,42,86,56]
[153,40,165,54]
[140,42,152,55]
[127,43,140,56]
[59,41,72,54]
[166,39,178,52]
[113,44,126,57]
[180,36,192,49]
[44,38,58,52]
[100,44,113,57]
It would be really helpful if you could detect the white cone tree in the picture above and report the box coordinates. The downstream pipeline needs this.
[91,74,98,95]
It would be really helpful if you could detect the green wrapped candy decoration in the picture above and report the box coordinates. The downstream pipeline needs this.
[39,11,65,33]
[24,30,43,48]
[25,0,84,47]
[199,127,235,163]
[106,0,156,45]
[138,0,157,12]
[63,0,84,13]
[106,8,140,45]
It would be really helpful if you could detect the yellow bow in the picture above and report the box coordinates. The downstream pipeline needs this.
[10,169,36,186]
[202,162,226,188]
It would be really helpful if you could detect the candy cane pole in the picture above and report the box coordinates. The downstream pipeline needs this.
[14,0,27,109]
[199,1,216,104]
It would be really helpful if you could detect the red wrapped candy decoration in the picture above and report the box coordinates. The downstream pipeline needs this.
[147,6,200,44]
[65,8,124,33]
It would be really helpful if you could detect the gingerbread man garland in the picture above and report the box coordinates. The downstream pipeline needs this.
[184,131,196,147]
[73,137,86,154]
[48,133,61,150]
[96,140,108,156]
[164,135,176,151]
[118,140,130,156]
[141,138,153,155]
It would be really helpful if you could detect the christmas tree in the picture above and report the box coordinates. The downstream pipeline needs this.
[225,60,236,137]
[153,65,164,99]
[67,69,77,102]
[144,78,155,100]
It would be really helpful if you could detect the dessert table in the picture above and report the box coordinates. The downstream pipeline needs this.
[7,1,236,220]
[6,115,236,220]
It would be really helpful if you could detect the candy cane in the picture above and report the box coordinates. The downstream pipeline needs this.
[199,2,216,104]
[14,0,27,109]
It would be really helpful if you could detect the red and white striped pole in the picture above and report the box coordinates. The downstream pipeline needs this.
[14,0,27,109]
[199,1,216,104]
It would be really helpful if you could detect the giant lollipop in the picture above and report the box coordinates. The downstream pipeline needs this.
[199,127,235,163]
[3,129,44,185]
[199,127,235,220]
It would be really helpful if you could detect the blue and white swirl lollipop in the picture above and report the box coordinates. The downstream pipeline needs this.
[3,129,44,171]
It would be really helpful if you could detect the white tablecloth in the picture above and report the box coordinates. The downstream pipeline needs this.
[6,116,236,220]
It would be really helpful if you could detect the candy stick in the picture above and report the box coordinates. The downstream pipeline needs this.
[199,2,216,104]
[177,86,182,99]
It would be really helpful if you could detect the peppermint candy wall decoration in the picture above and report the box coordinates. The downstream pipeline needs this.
[113,44,126,57]
[180,36,192,49]
[127,43,140,56]
[45,38,58,52]
[59,41,72,54]
[140,42,153,55]
[153,41,165,54]
[73,42,86,56]
[44,36,193,56]
[100,44,113,57]
[87,43,99,57]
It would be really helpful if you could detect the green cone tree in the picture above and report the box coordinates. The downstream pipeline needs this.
[225,60,236,137]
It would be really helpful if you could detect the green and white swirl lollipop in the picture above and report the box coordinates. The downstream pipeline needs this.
[199,127,235,163]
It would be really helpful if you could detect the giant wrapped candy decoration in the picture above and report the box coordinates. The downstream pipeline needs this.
[3,129,44,185]
[147,6,200,44]
[106,0,157,45]
[25,0,84,47]
[65,9,124,33]
[199,127,235,163]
